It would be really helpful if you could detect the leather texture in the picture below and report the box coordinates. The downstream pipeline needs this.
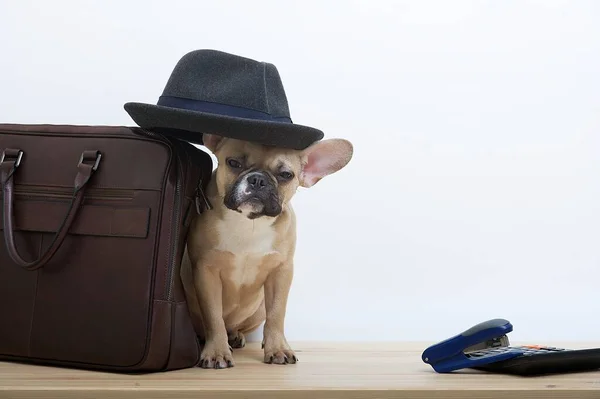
[0,124,213,372]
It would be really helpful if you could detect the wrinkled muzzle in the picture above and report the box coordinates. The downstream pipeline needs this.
[224,170,282,218]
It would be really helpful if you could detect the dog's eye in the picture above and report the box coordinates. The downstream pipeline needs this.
[226,158,242,169]
[279,171,294,180]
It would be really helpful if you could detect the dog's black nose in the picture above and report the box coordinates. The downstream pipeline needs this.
[248,174,266,189]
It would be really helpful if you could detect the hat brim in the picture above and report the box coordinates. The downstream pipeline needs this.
[123,102,324,150]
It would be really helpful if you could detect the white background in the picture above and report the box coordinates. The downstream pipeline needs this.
[1,0,599,343]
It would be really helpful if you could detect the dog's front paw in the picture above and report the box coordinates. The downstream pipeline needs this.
[263,341,298,365]
[264,348,298,365]
[200,342,235,369]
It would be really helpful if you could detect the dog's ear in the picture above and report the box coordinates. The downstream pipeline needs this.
[299,139,353,188]
[202,133,224,153]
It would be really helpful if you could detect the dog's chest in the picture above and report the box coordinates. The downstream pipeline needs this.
[214,214,279,287]
[214,216,277,255]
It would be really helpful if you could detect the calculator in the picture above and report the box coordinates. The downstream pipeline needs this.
[470,345,600,376]
[421,318,600,376]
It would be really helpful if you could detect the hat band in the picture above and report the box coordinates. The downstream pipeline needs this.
[157,96,292,123]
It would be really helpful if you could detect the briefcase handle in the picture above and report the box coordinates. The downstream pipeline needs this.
[0,148,102,270]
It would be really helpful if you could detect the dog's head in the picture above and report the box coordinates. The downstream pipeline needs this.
[203,133,353,219]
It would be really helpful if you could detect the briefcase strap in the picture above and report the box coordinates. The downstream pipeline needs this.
[0,148,101,270]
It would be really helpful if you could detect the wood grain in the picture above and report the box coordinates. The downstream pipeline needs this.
[1,342,599,399]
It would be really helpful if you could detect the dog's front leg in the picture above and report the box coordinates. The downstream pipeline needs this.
[262,262,297,365]
[193,261,234,369]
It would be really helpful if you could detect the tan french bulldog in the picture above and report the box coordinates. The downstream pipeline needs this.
[180,132,353,369]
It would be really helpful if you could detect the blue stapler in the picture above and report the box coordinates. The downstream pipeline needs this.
[422,318,527,373]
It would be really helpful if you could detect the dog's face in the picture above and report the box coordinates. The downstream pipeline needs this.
[203,133,353,219]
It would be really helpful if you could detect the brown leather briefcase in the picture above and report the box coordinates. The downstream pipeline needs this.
[0,123,212,372]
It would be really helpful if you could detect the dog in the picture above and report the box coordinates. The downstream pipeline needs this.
[180,132,353,369]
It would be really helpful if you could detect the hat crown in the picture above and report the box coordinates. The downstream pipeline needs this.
[161,50,291,119]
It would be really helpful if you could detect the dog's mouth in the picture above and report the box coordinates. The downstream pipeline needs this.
[224,194,281,219]
[224,171,282,219]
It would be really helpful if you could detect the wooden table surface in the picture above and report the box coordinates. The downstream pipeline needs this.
[1,342,600,399]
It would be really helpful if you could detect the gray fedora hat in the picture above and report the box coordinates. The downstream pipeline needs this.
[124,49,324,150]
